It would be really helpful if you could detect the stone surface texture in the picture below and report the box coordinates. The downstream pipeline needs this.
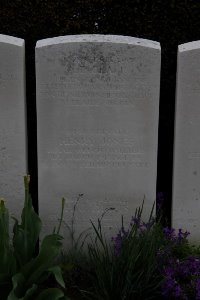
[0,34,27,218]
[173,41,200,242]
[36,35,161,242]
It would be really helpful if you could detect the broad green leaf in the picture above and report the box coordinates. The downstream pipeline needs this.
[48,266,65,288]
[0,199,9,249]
[35,288,66,300]
[0,246,17,281]
[7,237,64,299]
[0,200,17,284]
[22,284,37,300]
[0,200,10,259]
[8,273,25,299]
[18,234,63,287]
[12,176,42,267]
[8,284,37,300]
[8,273,37,300]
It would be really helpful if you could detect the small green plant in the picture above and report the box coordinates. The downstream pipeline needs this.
[0,175,69,300]
[61,194,91,256]
[59,194,92,299]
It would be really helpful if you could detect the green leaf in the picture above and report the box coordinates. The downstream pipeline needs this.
[9,273,24,299]
[55,197,65,235]
[0,200,17,284]
[48,266,65,288]
[8,273,37,300]
[12,200,42,266]
[18,234,63,287]
[0,199,9,248]
[35,288,66,300]
[12,176,42,267]
[7,233,64,299]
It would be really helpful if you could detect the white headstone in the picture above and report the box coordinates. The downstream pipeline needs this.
[36,35,161,243]
[173,41,200,242]
[0,34,27,217]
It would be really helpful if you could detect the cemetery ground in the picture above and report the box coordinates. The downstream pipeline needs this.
[1,177,200,300]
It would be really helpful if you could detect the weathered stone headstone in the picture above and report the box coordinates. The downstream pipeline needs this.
[36,35,161,242]
[173,41,200,242]
[0,34,27,217]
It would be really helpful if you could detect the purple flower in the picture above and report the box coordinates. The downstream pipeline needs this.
[173,284,182,297]
[111,233,122,257]
[163,265,175,277]
[178,228,190,240]
[163,227,190,245]
[178,261,190,276]
[161,275,186,299]
[121,226,128,236]
[130,216,155,234]
[161,276,177,296]
[111,227,129,256]
[188,256,200,275]
[130,216,140,227]
[160,255,200,299]
[139,223,147,232]
[163,227,176,241]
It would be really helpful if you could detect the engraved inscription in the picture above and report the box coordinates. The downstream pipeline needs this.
[0,130,9,171]
[39,80,151,107]
[47,130,148,168]
[0,72,17,88]
[188,152,200,159]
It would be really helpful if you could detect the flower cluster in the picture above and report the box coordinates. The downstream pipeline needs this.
[156,227,200,299]
[130,215,155,231]
[161,256,200,299]
[111,215,155,257]
[111,226,129,256]
[163,227,190,242]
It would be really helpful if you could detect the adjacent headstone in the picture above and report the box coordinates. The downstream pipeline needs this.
[0,34,27,218]
[36,35,161,243]
[173,41,200,242]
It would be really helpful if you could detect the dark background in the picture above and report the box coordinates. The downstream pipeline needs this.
[1,0,199,224]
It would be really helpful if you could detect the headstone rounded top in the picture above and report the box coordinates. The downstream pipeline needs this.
[0,34,24,46]
[179,40,200,53]
[36,34,160,50]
